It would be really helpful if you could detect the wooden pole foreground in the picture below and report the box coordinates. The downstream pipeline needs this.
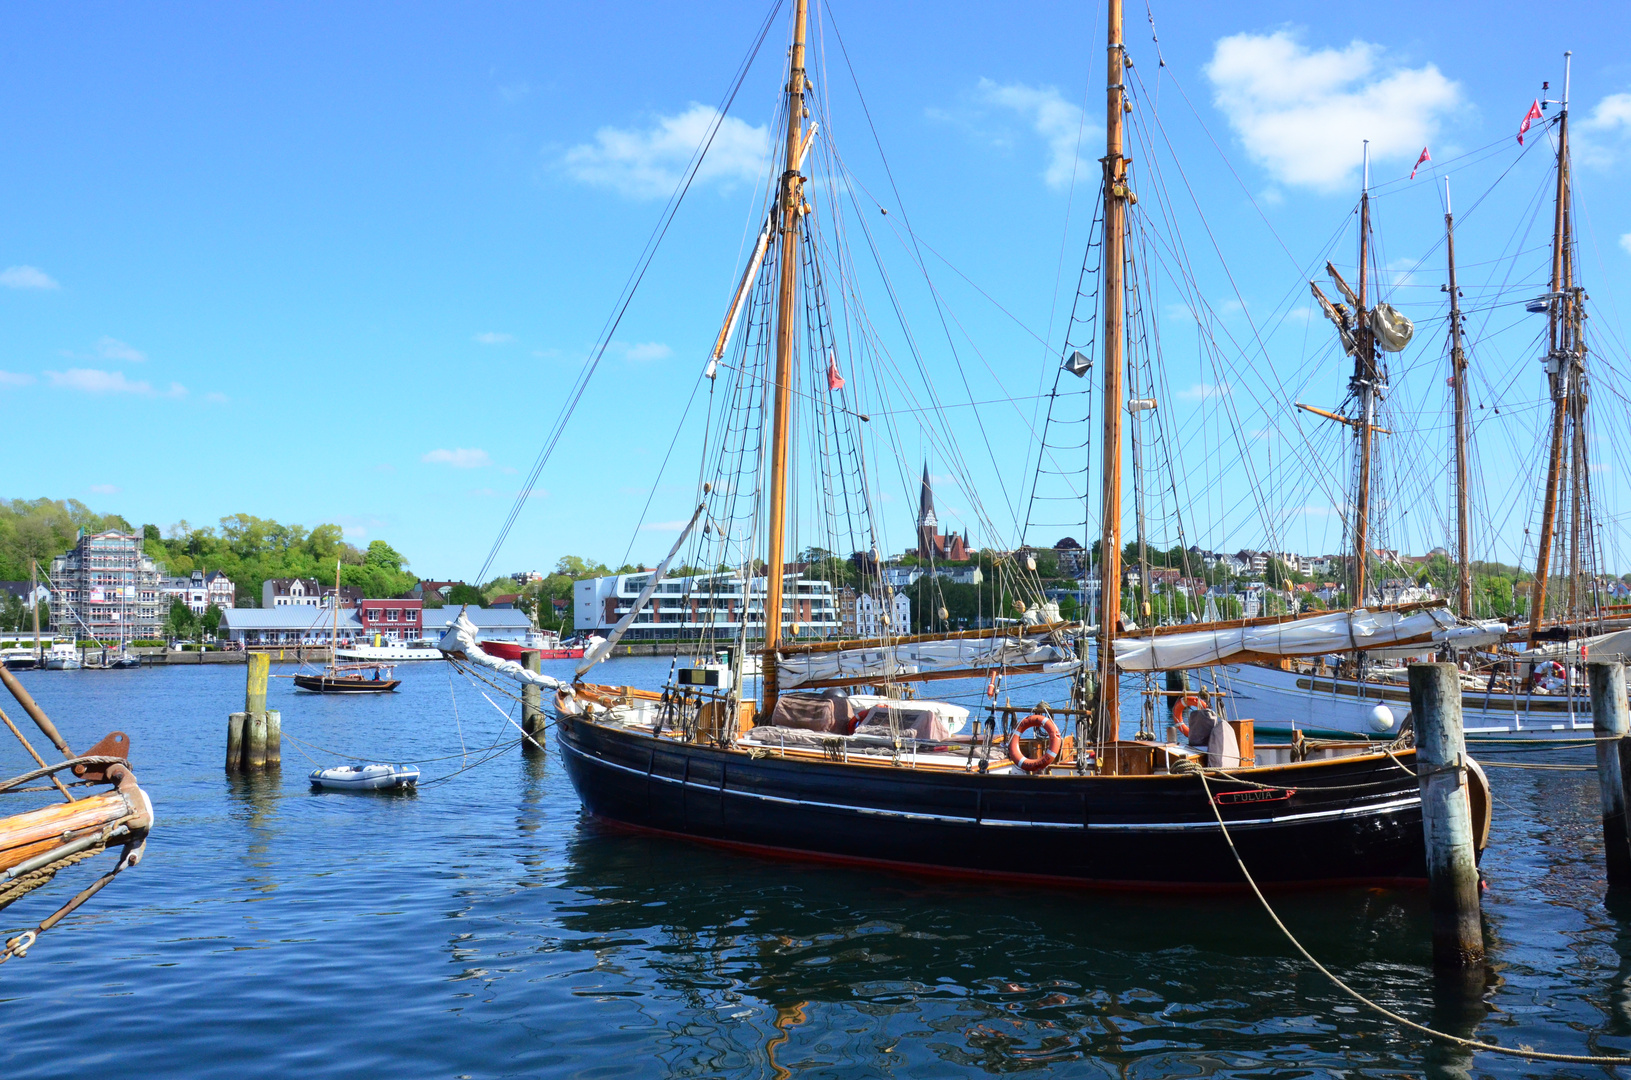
[521,650,544,753]
[226,712,246,774]
[265,709,281,769]
[1407,662,1484,967]
[245,653,269,716]
[1587,661,1631,886]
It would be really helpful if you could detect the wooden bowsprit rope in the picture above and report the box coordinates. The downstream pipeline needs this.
[1196,769,1631,1065]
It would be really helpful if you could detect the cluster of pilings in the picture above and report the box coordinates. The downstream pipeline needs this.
[1411,658,1631,970]
[225,653,280,773]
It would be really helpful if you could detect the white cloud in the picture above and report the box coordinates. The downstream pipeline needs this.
[975,78,1095,189]
[422,447,492,468]
[473,331,514,345]
[44,368,184,396]
[623,341,672,362]
[96,336,147,362]
[1621,233,1631,256]
[88,484,121,495]
[563,103,770,199]
[0,265,59,290]
[1578,93,1631,167]
[1205,31,1461,191]
[0,371,36,387]
[1179,382,1232,400]
[204,391,230,404]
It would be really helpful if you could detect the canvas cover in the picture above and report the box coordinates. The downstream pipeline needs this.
[776,632,1075,689]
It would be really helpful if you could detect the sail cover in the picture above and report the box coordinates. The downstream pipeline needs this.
[1113,607,1506,671]
[439,612,566,690]
[776,632,1075,688]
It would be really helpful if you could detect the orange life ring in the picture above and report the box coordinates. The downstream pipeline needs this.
[1007,713,1062,774]
[1537,660,1566,680]
[1171,694,1205,729]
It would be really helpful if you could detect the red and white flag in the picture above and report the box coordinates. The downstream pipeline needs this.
[826,353,845,391]
[1517,100,1543,145]
[1410,146,1430,180]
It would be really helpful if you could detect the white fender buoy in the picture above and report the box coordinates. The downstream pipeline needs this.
[1368,705,1396,733]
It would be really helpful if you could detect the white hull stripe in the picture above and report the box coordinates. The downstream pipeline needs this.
[561,736,1419,833]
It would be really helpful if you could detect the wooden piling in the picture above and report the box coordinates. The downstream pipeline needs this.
[245,652,269,716]
[521,650,544,752]
[1408,661,1484,967]
[265,708,281,769]
[245,711,268,771]
[1587,660,1631,887]
[226,712,246,773]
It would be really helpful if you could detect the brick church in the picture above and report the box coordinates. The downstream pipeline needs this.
[913,464,971,562]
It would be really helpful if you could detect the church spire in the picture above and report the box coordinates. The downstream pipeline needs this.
[917,463,938,558]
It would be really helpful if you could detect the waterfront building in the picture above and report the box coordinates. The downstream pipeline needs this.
[49,530,163,642]
[160,571,210,615]
[573,570,840,641]
[355,597,423,642]
[205,571,235,608]
[412,580,461,603]
[263,577,323,607]
[854,590,911,637]
[220,606,364,646]
[419,605,533,644]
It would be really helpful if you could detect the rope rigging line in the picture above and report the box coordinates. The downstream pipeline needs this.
[1196,768,1631,1065]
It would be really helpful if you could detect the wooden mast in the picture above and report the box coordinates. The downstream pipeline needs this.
[760,0,809,716]
[332,558,341,672]
[1445,181,1473,618]
[1530,53,1571,638]
[1351,143,1377,610]
[29,559,40,666]
[1094,0,1127,737]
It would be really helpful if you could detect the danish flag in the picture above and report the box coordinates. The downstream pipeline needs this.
[1517,100,1543,145]
[1410,146,1430,180]
[826,353,845,391]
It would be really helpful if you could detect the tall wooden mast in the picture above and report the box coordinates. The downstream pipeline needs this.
[1350,145,1377,609]
[1445,181,1473,618]
[761,0,809,714]
[1530,53,1571,638]
[1095,0,1127,733]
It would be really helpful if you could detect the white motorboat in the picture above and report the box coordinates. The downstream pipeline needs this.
[334,642,444,662]
[309,763,420,791]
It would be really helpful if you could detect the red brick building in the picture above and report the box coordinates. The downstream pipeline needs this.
[912,464,971,562]
[355,597,423,642]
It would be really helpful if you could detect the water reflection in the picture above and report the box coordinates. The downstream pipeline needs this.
[553,816,1446,1073]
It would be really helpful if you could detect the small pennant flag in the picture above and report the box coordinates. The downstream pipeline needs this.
[1517,100,1543,145]
[826,353,845,391]
[1410,146,1430,180]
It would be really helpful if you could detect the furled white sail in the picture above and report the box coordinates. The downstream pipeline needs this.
[1112,607,1506,671]
[439,612,567,690]
[776,631,1076,688]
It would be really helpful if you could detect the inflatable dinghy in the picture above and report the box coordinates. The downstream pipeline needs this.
[309,763,419,792]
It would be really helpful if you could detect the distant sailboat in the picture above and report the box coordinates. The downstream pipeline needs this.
[293,561,399,693]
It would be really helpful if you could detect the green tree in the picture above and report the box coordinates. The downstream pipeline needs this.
[447,583,485,606]
[201,603,224,639]
[164,597,198,640]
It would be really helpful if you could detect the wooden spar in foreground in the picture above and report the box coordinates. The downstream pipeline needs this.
[1095,0,1127,739]
[1531,54,1573,637]
[759,0,809,718]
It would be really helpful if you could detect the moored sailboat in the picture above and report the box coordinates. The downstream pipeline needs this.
[441,0,1507,887]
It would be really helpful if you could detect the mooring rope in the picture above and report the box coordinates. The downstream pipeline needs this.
[1196,769,1631,1065]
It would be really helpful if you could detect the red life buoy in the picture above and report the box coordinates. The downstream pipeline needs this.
[1538,660,1566,680]
[1171,694,1205,737]
[1007,713,1062,774]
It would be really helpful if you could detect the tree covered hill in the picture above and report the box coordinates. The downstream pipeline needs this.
[0,499,415,605]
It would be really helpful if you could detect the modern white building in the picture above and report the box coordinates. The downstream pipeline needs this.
[574,570,841,641]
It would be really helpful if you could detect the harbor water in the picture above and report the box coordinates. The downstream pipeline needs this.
[2,659,1629,1078]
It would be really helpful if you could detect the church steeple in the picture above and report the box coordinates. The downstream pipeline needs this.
[917,463,939,559]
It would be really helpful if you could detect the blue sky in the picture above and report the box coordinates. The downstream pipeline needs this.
[3,1,1630,581]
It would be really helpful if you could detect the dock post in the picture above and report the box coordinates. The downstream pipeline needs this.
[1408,662,1484,967]
[265,708,281,770]
[521,650,545,753]
[1587,661,1631,886]
[226,712,246,773]
[245,710,267,770]
[233,652,271,773]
